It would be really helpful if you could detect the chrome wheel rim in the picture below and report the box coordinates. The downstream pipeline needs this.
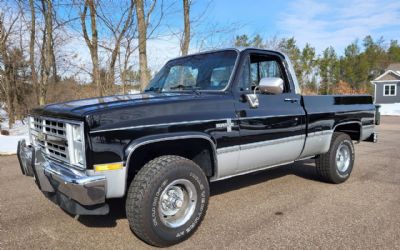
[336,142,351,173]
[158,179,197,228]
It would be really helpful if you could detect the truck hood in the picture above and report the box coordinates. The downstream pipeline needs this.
[31,92,232,123]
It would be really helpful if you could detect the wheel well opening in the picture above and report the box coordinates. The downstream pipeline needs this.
[126,138,215,185]
[334,123,361,141]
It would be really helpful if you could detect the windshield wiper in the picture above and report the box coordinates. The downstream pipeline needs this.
[144,87,162,93]
[170,85,201,95]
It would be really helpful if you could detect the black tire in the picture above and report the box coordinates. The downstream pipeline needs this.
[126,155,209,247]
[315,132,355,184]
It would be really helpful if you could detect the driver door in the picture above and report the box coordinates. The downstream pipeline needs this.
[234,52,306,174]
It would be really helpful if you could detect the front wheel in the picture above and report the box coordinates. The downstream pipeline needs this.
[126,155,209,247]
[315,132,355,184]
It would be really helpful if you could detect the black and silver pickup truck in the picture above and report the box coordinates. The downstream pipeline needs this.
[18,48,378,247]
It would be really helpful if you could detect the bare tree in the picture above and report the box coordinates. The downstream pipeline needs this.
[28,0,39,104]
[135,0,157,91]
[180,0,190,56]
[168,1,238,52]
[118,24,139,94]
[0,11,20,127]
[97,0,134,94]
[38,0,55,105]
[80,0,101,96]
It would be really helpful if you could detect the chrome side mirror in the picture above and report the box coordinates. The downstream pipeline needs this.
[259,77,284,94]
[245,94,259,108]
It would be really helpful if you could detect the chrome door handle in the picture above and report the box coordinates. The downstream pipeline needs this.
[284,98,299,103]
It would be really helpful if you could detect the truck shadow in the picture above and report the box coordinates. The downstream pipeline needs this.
[210,159,319,196]
[76,159,319,228]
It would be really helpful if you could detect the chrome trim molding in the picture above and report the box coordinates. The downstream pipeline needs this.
[125,135,218,191]
[216,145,240,154]
[90,118,232,134]
[125,135,217,167]
[90,114,302,134]
[237,113,302,121]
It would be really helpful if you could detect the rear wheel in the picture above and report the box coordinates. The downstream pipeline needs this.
[126,155,209,247]
[316,132,355,184]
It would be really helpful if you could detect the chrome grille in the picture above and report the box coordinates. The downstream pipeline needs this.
[29,116,85,168]
[33,117,66,138]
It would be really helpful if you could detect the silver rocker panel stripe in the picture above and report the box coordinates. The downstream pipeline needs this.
[213,134,305,181]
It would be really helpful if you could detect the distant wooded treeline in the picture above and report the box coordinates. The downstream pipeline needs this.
[234,34,400,95]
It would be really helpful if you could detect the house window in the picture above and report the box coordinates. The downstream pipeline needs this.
[384,84,396,96]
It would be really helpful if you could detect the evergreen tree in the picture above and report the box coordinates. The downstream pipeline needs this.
[299,43,317,89]
[234,35,250,47]
[251,35,265,49]
[319,46,339,94]
[388,40,400,62]
[278,37,302,86]
[340,41,365,90]
[362,35,387,80]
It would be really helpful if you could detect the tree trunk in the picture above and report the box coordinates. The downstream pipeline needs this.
[81,0,101,96]
[121,69,127,94]
[29,0,39,105]
[3,63,16,128]
[39,0,54,105]
[51,36,57,83]
[92,49,101,96]
[136,0,149,91]
[39,26,46,105]
[0,53,16,128]
[181,0,190,56]
[6,89,15,128]
[88,0,101,96]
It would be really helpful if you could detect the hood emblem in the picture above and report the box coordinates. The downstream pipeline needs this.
[37,132,47,141]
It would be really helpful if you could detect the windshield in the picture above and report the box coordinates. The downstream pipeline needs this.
[145,50,238,92]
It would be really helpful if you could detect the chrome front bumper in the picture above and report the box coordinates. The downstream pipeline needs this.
[17,139,109,215]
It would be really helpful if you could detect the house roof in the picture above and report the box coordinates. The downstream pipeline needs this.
[372,63,400,83]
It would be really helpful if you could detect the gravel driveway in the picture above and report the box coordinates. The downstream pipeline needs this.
[1,116,399,249]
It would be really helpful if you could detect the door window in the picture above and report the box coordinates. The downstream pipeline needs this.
[239,54,288,93]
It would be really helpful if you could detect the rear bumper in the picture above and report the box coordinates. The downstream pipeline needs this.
[17,139,109,215]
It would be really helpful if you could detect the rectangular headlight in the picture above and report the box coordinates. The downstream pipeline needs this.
[71,124,82,142]
[66,123,86,168]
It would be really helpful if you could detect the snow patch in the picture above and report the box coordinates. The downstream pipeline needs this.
[0,106,29,155]
[378,103,400,116]
[0,135,29,155]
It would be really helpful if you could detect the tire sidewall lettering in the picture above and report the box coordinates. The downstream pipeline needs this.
[152,179,169,227]
[175,172,206,238]
[150,170,206,239]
